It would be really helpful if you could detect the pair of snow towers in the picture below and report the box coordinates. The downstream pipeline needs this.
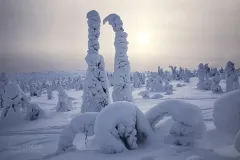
[81,10,132,113]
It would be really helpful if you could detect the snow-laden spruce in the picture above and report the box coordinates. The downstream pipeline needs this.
[47,85,53,100]
[169,66,177,80]
[133,72,142,88]
[234,130,240,153]
[0,72,9,108]
[1,84,22,121]
[145,100,206,146]
[211,73,222,93]
[213,89,240,138]
[56,86,72,112]
[103,14,133,102]
[94,101,154,153]
[197,63,205,90]
[184,68,190,83]
[81,10,109,112]
[225,61,239,92]
[56,112,98,154]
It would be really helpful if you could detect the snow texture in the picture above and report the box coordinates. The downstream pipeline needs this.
[81,10,110,112]
[145,100,206,146]
[103,14,133,102]
[213,89,240,138]
[94,101,153,153]
[150,93,163,99]
[186,155,204,160]
[57,112,98,154]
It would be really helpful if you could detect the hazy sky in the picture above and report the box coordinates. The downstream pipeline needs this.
[0,0,240,73]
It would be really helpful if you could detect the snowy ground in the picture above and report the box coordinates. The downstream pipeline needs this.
[0,77,240,160]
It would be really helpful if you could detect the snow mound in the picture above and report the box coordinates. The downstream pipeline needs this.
[94,101,153,153]
[145,100,206,146]
[176,83,186,87]
[234,130,240,153]
[151,94,163,99]
[213,89,240,138]
[25,103,44,121]
[186,155,204,160]
[138,91,150,99]
[57,112,98,154]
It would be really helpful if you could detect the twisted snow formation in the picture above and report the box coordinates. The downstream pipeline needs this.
[81,10,109,112]
[145,100,206,146]
[57,112,98,154]
[94,101,154,153]
[103,14,132,102]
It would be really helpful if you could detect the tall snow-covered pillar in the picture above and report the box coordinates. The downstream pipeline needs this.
[81,10,109,112]
[103,14,133,102]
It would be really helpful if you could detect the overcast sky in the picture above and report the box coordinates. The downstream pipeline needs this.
[0,0,240,73]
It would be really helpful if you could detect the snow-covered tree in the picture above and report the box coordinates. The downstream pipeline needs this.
[94,101,154,153]
[169,66,177,80]
[103,14,132,102]
[1,84,22,121]
[0,72,9,108]
[47,87,53,100]
[56,86,72,112]
[179,67,184,80]
[184,68,190,83]
[57,112,98,154]
[165,84,173,95]
[197,63,205,90]
[213,89,240,138]
[149,72,165,92]
[211,73,222,93]
[204,64,210,79]
[133,72,142,88]
[145,100,206,146]
[25,102,44,121]
[81,10,109,112]
[225,61,239,92]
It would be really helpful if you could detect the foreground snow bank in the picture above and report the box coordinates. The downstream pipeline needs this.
[213,89,240,138]
[57,112,98,154]
[145,100,206,146]
[94,101,153,153]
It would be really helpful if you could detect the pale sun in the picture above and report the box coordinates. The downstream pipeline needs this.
[137,32,149,45]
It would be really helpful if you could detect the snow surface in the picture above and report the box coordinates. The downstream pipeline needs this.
[0,77,240,160]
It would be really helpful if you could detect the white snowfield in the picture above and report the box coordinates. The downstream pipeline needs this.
[0,78,240,160]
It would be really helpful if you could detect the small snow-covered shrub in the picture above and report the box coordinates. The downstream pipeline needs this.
[138,91,150,99]
[25,103,44,121]
[225,61,239,92]
[145,100,206,146]
[56,87,72,112]
[151,94,163,99]
[47,87,53,100]
[211,74,222,93]
[234,130,240,153]
[56,112,98,154]
[203,78,212,90]
[165,85,173,95]
[213,89,240,138]
[176,83,186,87]
[94,101,154,153]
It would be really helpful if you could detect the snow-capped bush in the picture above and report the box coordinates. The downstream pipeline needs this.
[56,87,72,112]
[179,67,184,80]
[149,72,165,92]
[145,100,206,146]
[203,78,212,90]
[104,14,132,102]
[186,155,204,160]
[176,83,186,87]
[57,112,98,154]
[25,103,44,121]
[151,94,163,99]
[197,63,205,90]
[0,72,9,108]
[225,61,239,92]
[165,85,173,95]
[211,73,222,93]
[81,10,109,112]
[138,90,150,99]
[47,87,53,100]
[234,130,240,153]
[94,101,154,153]
[213,89,240,138]
[1,84,22,121]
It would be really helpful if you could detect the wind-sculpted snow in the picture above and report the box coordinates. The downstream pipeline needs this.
[103,14,132,102]
[81,10,109,113]
[57,112,98,154]
[213,89,240,138]
[94,101,154,153]
[234,130,240,153]
[145,100,206,146]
